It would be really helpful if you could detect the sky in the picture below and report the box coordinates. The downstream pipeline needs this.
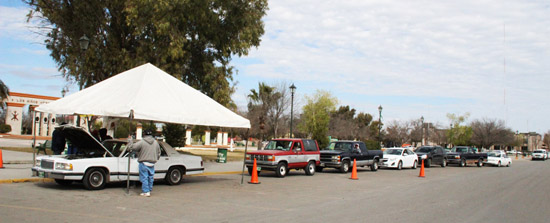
[1,0,549,134]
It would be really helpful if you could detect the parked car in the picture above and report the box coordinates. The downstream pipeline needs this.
[31,125,204,190]
[446,146,488,167]
[380,148,418,170]
[531,149,548,161]
[414,146,448,168]
[485,150,512,167]
[245,138,320,177]
[319,140,383,173]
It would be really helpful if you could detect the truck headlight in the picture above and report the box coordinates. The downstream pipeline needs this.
[454,155,460,159]
[267,155,275,161]
[245,154,251,160]
[55,162,73,170]
[331,155,340,160]
[421,155,427,159]
[35,160,41,167]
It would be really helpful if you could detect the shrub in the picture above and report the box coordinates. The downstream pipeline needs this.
[0,124,11,133]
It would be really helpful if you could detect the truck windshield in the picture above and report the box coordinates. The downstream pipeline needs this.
[416,147,433,153]
[324,142,352,152]
[452,147,469,153]
[264,140,292,151]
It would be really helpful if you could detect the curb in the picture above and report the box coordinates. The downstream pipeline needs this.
[0,178,54,184]
[0,171,245,184]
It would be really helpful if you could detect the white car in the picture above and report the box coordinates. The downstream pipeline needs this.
[31,125,204,190]
[381,148,418,170]
[532,149,548,161]
[485,150,511,167]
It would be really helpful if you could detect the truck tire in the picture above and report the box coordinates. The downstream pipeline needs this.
[370,159,379,171]
[425,158,432,168]
[276,162,287,178]
[340,160,350,173]
[83,168,106,190]
[305,161,316,176]
[441,159,447,168]
[460,158,466,167]
[477,158,483,167]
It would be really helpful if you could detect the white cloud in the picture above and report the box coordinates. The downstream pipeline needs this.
[0,6,46,42]
[232,0,550,132]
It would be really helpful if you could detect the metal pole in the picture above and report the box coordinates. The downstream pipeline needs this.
[241,129,250,184]
[290,92,294,137]
[32,110,36,166]
[126,109,134,195]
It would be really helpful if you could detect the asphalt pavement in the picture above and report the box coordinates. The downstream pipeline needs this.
[0,157,548,223]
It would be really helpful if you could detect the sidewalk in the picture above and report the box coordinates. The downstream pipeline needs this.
[0,150,246,183]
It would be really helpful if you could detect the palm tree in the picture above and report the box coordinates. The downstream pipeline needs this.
[0,79,9,109]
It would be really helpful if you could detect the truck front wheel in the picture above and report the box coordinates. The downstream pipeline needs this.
[460,158,466,167]
[276,162,287,178]
[340,160,350,173]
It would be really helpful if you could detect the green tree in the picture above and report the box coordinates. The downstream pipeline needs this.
[0,79,9,109]
[162,123,186,147]
[447,113,473,146]
[25,0,268,106]
[299,90,338,149]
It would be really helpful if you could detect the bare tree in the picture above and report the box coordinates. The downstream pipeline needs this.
[384,120,412,147]
[470,118,514,149]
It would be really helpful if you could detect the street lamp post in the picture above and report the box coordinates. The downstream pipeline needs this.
[289,84,296,138]
[76,35,89,127]
[378,105,383,148]
[421,116,424,146]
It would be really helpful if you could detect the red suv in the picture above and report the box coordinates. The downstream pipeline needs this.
[245,139,320,177]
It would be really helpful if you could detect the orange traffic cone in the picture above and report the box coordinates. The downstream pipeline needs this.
[0,149,4,168]
[248,158,260,184]
[350,158,358,180]
[418,159,425,177]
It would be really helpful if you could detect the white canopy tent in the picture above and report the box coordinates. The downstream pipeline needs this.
[36,63,250,129]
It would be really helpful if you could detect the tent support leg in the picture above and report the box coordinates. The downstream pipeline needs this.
[240,129,250,185]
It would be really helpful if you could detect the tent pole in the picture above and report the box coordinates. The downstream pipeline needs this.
[126,110,134,195]
[240,129,250,184]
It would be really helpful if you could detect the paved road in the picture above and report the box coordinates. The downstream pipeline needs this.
[0,159,548,223]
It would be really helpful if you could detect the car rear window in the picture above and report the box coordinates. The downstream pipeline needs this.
[303,140,318,151]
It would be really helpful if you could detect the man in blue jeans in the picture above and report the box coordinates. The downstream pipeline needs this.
[128,129,161,197]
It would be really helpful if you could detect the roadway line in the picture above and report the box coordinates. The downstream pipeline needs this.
[0,171,244,184]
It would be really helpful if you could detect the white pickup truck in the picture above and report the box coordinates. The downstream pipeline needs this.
[31,125,204,190]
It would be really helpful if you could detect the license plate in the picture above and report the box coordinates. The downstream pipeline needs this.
[256,166,261,171]
[39,172,49,178]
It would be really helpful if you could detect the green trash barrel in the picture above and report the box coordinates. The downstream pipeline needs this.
[217,148,228,163]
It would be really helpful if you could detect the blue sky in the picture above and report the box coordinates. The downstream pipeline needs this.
[1,0,550,134]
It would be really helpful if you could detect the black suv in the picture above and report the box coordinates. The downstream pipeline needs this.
[415,146,447,168]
